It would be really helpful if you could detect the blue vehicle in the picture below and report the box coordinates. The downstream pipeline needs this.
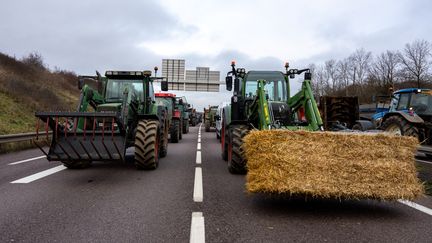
[357,88,432,144]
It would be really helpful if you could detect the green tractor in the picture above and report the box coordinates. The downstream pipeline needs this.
[221,62,323,173]
[175,96,190,135]
[155,93,182,143]
[34,70,170,170]
[204,105,218,132]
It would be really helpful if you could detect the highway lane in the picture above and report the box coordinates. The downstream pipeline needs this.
[1,126,432,242]
[0,129,200,242]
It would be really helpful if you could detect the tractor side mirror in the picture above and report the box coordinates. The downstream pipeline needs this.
[78,79,84,90]
[304,72,312,80]
[226,76,233,91]
[289,74,295,79]
[161,80,168,91]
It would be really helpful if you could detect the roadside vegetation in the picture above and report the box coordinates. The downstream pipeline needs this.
[0,52,79,134]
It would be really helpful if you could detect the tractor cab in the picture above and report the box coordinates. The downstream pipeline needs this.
[390,88,432,116]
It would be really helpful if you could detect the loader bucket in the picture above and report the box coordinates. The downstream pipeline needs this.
[34,112,126,162]
[243,130,424,201]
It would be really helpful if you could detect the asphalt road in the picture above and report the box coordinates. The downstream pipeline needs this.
[1,125,432,242]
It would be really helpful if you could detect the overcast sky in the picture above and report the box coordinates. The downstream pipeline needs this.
[1,0,431,110]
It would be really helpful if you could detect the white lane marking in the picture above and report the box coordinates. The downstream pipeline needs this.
[197,143,201,150]
[196,151,202,164]
[398,200,432,216]
[8,155,46,165]
[193,167,203,202]
[190,212,205,243]
[198,138,201,143]
[11,165,67,184]
[416,159,432,165]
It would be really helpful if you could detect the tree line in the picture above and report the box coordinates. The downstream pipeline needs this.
[308,39,432,103]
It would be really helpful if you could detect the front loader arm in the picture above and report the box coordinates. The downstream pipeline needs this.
[77,84,105,129]
[288,78,323,131]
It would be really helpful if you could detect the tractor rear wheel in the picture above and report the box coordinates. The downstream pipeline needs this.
[135,120,159,170]
[228,125,249,174]
[382,116,420,138]
[159,119,169,158]
[62,160,91,169]
[170,120,180,143]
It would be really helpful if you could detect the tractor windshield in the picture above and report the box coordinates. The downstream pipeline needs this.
[244,71,287,101]
[411,92,432,115]
[245,80,287,101]
[105,79,144,102]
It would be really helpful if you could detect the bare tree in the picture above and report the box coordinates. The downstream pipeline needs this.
[324,59,337,92]
[336,58,351,96]
[399,39,431,88]
[349,48,372,85]
[21,52,46,70]
[369,50,400,89]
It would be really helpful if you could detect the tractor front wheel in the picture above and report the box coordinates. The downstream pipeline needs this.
[228,125,249,174]
[135,120,160,170]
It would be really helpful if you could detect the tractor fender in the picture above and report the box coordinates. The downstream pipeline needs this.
[383,111,424,124]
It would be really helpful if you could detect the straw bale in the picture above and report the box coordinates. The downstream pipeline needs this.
[244,130,424,200]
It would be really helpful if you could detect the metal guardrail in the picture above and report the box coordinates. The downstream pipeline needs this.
[0,132,52,144]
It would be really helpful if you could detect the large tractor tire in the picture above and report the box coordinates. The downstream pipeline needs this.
[159,122,169,158]
[134,120,160,170]
[170,119,180,143]
[382,116,420,138]
[221,120,228,161]
[62,160,91,169]
[228,125,249,174]
[205,121,211,132]
[182,119,189,134]
[179,120,183,140]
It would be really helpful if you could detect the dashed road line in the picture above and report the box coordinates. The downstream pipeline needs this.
[196,151,202,164]
[8,155,46,165]
[11,165,67,184]
[198,138,201,143]
[190,212,205,243]
[398,200,432,216]
[197,143,201,150]
[193,167,203,202]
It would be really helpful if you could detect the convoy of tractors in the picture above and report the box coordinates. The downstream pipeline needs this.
[32,60,431,200]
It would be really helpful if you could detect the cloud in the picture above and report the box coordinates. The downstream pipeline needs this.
[1,0,431,111]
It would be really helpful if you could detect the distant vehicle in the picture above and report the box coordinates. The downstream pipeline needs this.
[216,102,230,140]
[204,105,218,133]
[355,88,432,156]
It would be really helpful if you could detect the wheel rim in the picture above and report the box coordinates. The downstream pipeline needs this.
[386,124,402,135]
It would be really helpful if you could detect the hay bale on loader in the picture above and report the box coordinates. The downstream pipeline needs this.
[243,130,424,201]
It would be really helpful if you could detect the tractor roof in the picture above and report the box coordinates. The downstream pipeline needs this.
[155,93,176,98]
[394,88,431,94]
[246,71,285,81]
